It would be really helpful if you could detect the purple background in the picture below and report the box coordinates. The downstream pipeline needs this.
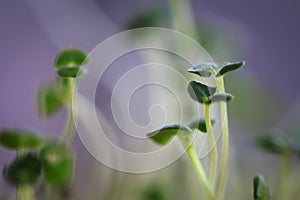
[0,0,299,197]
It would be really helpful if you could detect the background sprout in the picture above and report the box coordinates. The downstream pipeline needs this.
[0,129,44,150]
[39,143,74,187]
[3,154,42,185]
[253,175,269,200]
[54,49,89,68]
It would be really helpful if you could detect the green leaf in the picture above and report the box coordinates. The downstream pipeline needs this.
[3,154,42,185]
[255,134,285,154]
[39,143,74,187]
[37,85,64,117]
[0,129,44,150]
[209,93,234,103]
[253,175,269,200]
[188,119,215,133]
[187,63,218,77]
[216,61,245,77]
[57,67,85,78]
[37,79,71,117]
[147,125,192,145]
[188,81,216,104]
[54,49,88,68]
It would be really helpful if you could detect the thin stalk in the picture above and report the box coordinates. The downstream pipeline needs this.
[215,77,229,200]
[204,103,218,188]
[17,184,34,200]
[275,150,292,200]
[59,104,75,145]
[60,79,76,145]
[187,145,214,199]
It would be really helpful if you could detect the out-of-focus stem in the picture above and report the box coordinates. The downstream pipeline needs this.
[215,77,229,200]
[187,145,214,200]
[275,150,292,200]
[60,79,76,145]
[205,103,218,188]
[17,184,34,200]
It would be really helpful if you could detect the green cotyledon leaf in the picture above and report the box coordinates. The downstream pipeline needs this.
[0,129,44,150]
[188,81,216,104]
[39,143,74,187]
[216,61,245,77]
[147,124,192,146]
[54,48,88,68]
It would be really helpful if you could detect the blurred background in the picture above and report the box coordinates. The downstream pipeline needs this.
[0,0,299,199]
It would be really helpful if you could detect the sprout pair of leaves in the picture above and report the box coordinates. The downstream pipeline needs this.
[188,61,245,78]
[0,129,73,187]
[147,61,245,145]
[55,49,88,78]
[37,48,88,117]
[187,61,246,105]
[253,175,269,200]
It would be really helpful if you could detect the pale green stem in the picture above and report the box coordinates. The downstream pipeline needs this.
[17,184,34,200]
[215,77,229,200]
[187,145,215,199]
[60,79,76,145]
[275,151,292,200]
[205,103,218,188]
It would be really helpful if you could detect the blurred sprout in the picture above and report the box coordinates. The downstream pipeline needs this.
[0,129,44,150]
[127,9,163,29]
[255,134,285,154]
[3,154,42,185]
[54,48,88,68]
[37,79,69,117]
[39,143,74,187]
[143,185,165,200]
[253,175,269,200]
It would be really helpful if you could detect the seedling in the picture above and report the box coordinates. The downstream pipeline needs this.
[254,130,300,199]
[0,48,88,200]
[253,175,269,200]
[147,61,246,199]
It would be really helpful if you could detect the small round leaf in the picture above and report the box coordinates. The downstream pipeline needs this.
[0,129,44,150]
[57,67,85,78]
[3,154,42,185]
[188,81,216,104]
[216,61,245,77]
[54,49,88,68]
[253,175,269,200]
[209,93,234,103]
[147,124,192,146]
[39,143,74,187]
[188,119,216,133]
[188,63,218,77]
[37,85,64,117]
